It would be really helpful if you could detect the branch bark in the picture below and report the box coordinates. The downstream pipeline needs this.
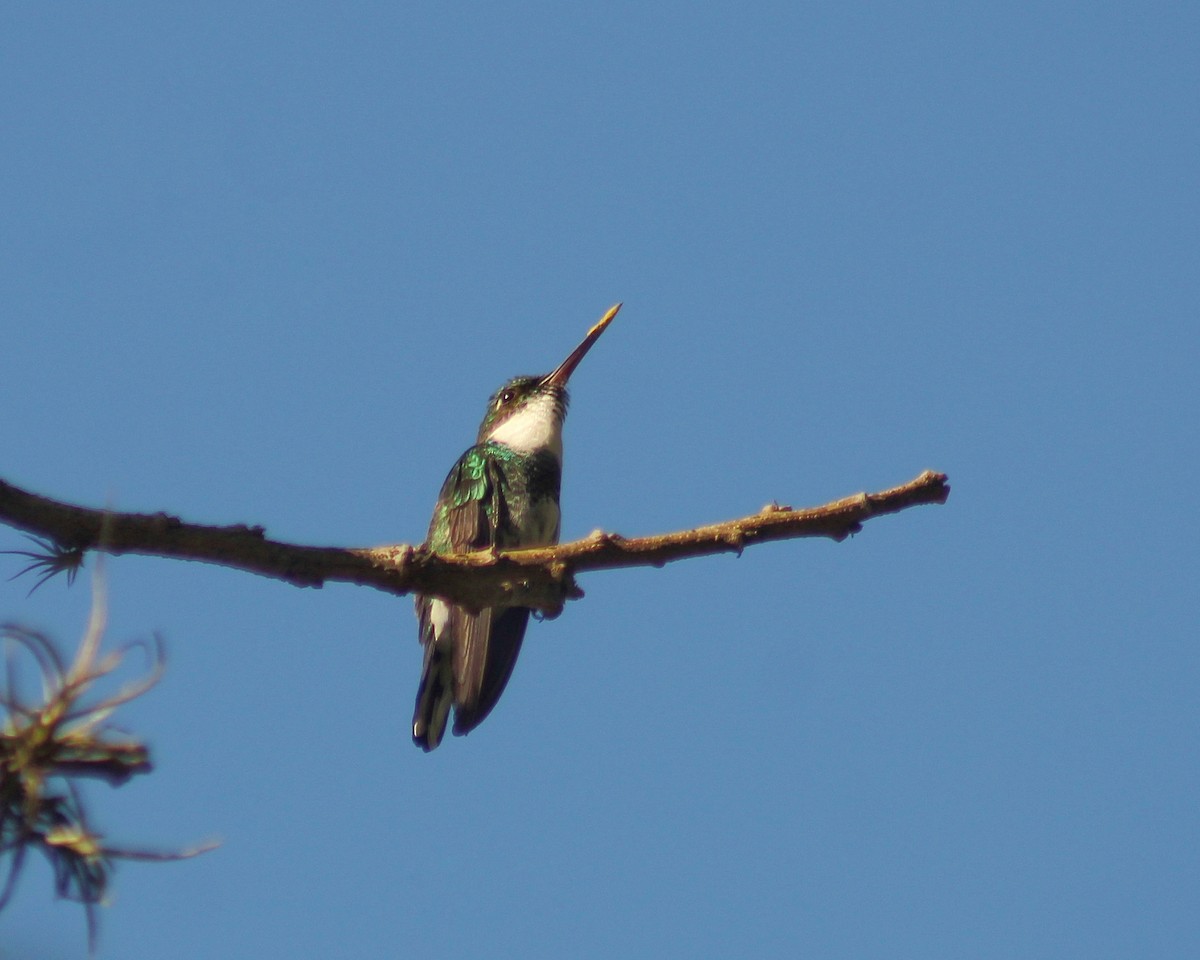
[0,472,949,613]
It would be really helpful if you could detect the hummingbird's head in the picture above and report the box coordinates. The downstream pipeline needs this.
[477,303,621,459]
[477,375,569,455]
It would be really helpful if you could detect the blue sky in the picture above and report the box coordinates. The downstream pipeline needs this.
[2,3,1197,958]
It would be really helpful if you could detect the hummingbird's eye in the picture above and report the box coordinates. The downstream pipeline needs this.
[499,388,516,406]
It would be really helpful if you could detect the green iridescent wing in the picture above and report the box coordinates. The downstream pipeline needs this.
[426,444,512,553]
[413,444,528,748]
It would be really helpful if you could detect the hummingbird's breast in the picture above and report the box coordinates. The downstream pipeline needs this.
[520,496,561,547]
[492,446,562,548]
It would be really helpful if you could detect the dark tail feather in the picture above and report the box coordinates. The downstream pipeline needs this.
[452,607,530,737]
[412,645,452,752]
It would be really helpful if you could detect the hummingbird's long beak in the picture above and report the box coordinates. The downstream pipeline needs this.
[543,303,622,388]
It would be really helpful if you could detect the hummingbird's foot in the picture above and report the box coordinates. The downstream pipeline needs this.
[532,567,582,621]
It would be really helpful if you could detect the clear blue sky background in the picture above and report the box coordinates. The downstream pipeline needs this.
[2,3,1197,958]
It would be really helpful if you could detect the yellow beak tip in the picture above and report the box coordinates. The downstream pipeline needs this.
[588,302,622,338]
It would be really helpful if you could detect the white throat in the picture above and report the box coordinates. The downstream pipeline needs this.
[486,393,564,459]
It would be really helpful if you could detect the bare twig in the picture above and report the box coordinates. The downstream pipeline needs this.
[0,472,950,614]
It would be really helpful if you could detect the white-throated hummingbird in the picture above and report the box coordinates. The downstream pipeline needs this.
[412,303,621,751]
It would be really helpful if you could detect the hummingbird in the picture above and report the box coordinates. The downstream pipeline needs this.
[412,303,621,751]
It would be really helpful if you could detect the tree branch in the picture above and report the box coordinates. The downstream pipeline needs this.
[0,472,949,613]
